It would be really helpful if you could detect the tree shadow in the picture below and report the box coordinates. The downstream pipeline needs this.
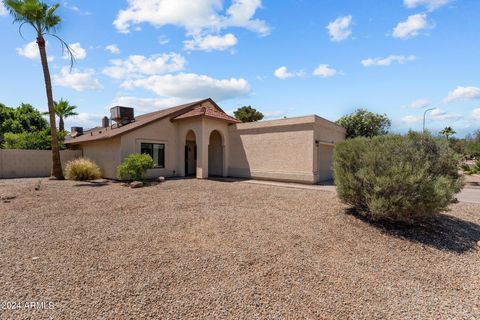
[346,208,480,254]
[73,180,110,188]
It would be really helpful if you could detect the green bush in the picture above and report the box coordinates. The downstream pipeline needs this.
[3,129,65,150]
[65,158,101,181]
[465,143,480,159]
[333,132,464,223]
[117,153,154,181]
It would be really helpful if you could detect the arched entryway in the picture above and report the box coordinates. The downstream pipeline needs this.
[208,130,223,177]
[185,130,197,176]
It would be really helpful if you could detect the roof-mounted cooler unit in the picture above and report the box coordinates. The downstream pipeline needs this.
[110,106,135,126]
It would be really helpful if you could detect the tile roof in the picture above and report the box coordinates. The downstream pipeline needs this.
[65,98,238,144]
[172,104,240,123]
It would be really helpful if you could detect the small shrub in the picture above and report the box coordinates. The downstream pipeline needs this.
[65,158,101,181]
[462,160,480,175]
[117,153,154,181]
[333,132,464,223]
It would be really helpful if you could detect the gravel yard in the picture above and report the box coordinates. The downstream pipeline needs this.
[0,178,479,319]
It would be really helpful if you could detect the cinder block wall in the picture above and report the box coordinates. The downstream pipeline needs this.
[0,149,82,179]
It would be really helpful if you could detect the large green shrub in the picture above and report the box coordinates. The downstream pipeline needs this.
[65,158,101,181]
[333,132,464,222]
[3,129,66,150]
[117,154,154,181]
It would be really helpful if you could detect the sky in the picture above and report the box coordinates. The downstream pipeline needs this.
[1,0,479,137]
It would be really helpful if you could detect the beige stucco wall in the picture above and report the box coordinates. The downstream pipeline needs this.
[228,116,316,183]
[81,138,121,179]
[313,116,346,183]
[0,149,82,179]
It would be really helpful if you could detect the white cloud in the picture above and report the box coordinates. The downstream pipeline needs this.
[105,44,120,54]
[405,99,430,109]
[65,112,104,129]
[312,64,337,78]
[429,108,463,121]
[65,43,87,60]
[0,2,7,15]
[158,35,170,45]
[274,66,293,79]
[16,41,40,59]
[361,55,416,67]
[102,53,186,79]
[113,0,270,36]
[444,86,480,103]
[402,115,422,124]
[326,15,352,42]
[184,33,237,51]
[111,96,186,113]
[393,13,429,39]
[121,73,251,101]
[472,108,480,120]
[404,0,451,11]
[53,67,103,92]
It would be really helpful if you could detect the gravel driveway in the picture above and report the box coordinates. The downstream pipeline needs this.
[0,178,479,319]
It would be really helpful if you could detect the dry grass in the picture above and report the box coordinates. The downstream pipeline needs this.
[0,178,479,319]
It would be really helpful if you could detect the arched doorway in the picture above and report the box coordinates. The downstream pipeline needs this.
[208,130,223,177]
[185,130,197,176]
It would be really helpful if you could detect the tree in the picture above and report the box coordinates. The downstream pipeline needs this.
[336,108,391,139]
[440,126,456,140]
[4,0,74,179]
[51,98,78,132]
[0,103,48,143]
[234,106,264,123]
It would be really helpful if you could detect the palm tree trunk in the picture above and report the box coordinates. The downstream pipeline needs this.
[37,35,64,179]
[59,116,64,132]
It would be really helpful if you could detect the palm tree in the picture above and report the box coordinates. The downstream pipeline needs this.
[440,126,456,140]
[4,0,74,179]
[53,99,78,132]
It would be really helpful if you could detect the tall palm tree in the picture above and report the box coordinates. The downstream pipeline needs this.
[440,126,456,140]
[54,99,78,132]
[4,0,73,179]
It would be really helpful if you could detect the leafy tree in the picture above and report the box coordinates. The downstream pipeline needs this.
[440,126,456,140]
[336,108,391,139]
[3,128,66,150]
[4,0,74,179]
[0,103,48,143]
[43,98,78,132]
[234,106,264,123]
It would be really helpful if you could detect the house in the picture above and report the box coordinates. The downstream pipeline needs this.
[65,98,346,184]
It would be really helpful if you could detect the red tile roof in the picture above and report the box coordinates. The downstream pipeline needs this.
[172,104,240,123]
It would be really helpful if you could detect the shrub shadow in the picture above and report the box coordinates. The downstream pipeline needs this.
[346,208,480,253]
[73,180,110,188]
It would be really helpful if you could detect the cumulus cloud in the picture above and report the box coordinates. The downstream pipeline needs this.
[65,43,87,60]
[405,99,430,109]
[312,64,338,78]
[53,67,103,92]
[102,53,186,79]
[105,44,120,54]
[274,66,293,79]
[361,55,416,67]
[121,73,251,101]
[402,115,422,124]
[404,0,451,11]
[472,108,480,120]
[326,15,352,42]
[113,0,270,36]
[184,33,237,51]
[393,13,430,39]
[16,41,40,59]
[111,96,186,113]
[429,108,463,121]
[443,86,480,103]
[65,112,105,129]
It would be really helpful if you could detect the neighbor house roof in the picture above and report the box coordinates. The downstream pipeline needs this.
[66,98,234,144]
[172,103,240,123]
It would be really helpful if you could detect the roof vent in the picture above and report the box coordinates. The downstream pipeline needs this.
[102,116,110,128]
[110,106,134,126]
[71,127,83,138]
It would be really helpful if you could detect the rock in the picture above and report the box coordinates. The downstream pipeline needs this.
[130,181,143,188]
[158,176,166,183]
[477,240,480,248]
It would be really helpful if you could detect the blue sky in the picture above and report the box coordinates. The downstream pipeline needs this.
[1,0,479,137]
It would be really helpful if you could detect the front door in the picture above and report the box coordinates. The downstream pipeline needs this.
[185,142,197,176]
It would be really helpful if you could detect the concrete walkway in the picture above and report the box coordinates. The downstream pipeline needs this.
[242,180,480,204]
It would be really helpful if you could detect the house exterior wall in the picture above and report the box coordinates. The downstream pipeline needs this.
[228,116,316,184]
[313,116,346,183]
[81,137,121,179]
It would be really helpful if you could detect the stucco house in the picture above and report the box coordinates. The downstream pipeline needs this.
[65,98,346,184]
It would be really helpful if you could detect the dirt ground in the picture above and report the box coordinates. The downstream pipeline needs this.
[0,178,479,319]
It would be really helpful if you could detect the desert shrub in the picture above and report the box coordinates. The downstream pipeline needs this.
[333,132,464,223]
[465,143,480,159]
[117,153,154,181]
[65,158,101,181]
[462,160,480,175]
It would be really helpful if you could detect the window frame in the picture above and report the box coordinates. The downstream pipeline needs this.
[139,142,166,169]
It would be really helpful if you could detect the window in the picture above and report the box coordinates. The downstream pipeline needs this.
[140,143,165,168]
